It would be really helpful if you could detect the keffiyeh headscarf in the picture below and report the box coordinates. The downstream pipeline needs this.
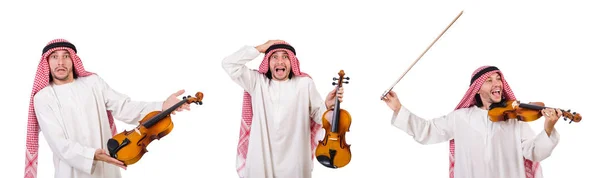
[449,65,540,178]
[236,42,321,177]
[24,39,118,178]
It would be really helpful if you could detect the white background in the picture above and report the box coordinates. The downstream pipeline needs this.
[1,0,597,177]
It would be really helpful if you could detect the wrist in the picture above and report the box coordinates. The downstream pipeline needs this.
[544,127,553,136]
[93,149,99,160]
[255,46,264,53]
[325,101,332,110]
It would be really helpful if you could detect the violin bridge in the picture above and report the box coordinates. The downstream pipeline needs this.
[511,101,519,109]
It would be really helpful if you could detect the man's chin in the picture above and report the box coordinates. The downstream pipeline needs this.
[52,75,70,81]
[492,98,503,103]
[273,75,288,81]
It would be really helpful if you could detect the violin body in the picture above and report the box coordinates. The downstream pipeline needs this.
[107,92,203,166]
[488,99,581,123]
[316,108,352,168]
[316,70,352,169]
[107,111,175,165]
[488,100,545,122]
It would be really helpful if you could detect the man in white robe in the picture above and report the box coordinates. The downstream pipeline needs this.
[382,65,563,178]
[222,40,343,178]
[24,39,191,178]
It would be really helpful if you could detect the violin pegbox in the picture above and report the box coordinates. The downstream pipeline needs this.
[182,92,204,105]
[332,70,349,87]
[560,109,582,124]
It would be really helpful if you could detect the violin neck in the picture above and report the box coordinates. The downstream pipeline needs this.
[331,88,341,133]
[142,99,188,128]
[518,103,546,111]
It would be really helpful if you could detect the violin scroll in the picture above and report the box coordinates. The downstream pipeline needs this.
[332,70,349,86]
[560,109,582,124]
[182,92,204,105]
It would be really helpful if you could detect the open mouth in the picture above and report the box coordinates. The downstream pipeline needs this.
[275,67,286,76]
[491,89,501,98]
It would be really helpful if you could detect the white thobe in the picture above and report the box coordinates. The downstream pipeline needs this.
[34,74,163,178]
[391,105,560,178]
[222,46,330,178]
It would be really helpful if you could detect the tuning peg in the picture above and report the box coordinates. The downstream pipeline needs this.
[182,96,188,99]
[197,101,203,105]
[344,77,350,80]
[332,82,337,85]
[343,81,349,84]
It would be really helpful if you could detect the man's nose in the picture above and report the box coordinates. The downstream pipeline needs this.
[57,58,68,66]
[493,80,501,86]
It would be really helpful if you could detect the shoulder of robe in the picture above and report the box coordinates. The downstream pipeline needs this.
[295,76,314,85]
[77,73,103,86]
[451,106,478,117]
[82,73,100,81]
[33,87,53,105]
[455,107,473,112]
[255,73,270,84]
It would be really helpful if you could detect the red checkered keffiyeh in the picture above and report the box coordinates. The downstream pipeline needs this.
[235,42,321,177]
[449,65,540,178]
[24,39,118,178]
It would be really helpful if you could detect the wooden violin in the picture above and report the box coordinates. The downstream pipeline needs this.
[316,70,352,169]
[106,92,204,166]
[488,100,582,123]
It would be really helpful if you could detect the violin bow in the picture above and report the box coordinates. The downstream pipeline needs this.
[380,10,464,100]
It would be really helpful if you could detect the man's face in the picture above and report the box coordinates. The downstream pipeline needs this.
[269,50,291,81]
[478,72,504,104]
[48,50,74,84]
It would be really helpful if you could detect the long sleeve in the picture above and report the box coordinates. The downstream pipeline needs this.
[520,122,560,161]
[390,106,456,145]
[222,45,262,93]
[34,94,97,175]
[308,78,331,124]
[96,75,163,125]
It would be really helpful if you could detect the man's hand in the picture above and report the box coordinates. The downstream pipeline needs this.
[382,90,402,113]
[162,89,191,115]
[94,149,126,170]
[325,86,344,110]
[542,108,562,136]
[255,40,286,53]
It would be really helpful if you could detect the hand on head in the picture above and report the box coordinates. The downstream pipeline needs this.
[255,40,286,53]
[382,90,402,113]
[162,89,191,115]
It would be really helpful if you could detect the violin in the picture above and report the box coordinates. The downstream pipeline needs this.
[106,92,204,166]
[316,70,352,169]
[488,100,582,123]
